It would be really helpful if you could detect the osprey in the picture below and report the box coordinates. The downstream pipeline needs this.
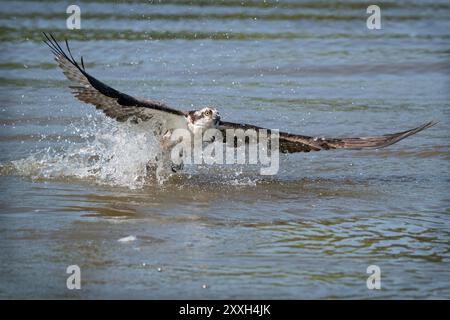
[43,33,436,173]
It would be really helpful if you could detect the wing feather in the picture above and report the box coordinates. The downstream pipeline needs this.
[219,121,437,153]
[43,33,187,131]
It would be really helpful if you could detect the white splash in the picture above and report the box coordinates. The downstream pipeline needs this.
[118,235,137,243]
[10,117,162,188]
[2,116,263,189]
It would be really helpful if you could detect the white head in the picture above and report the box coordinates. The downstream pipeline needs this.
[187,107,220,132]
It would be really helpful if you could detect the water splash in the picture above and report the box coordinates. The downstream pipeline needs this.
[6,118,162,188]
[1,117,262,188]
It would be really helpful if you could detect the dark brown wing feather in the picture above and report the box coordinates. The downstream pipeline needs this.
[43,33,187,129]
[219,121,437,153]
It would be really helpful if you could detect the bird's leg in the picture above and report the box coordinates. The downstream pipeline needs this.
[151,130,185,174]
[161,130,182,150]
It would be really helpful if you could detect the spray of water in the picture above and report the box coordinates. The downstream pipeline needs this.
[2,116,262,188]
[8,118,163,188]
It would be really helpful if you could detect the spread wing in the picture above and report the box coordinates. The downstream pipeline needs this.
[43,33,187,133]
[219,120,437,153]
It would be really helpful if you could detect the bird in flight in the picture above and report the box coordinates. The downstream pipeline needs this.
[43,33,436,173]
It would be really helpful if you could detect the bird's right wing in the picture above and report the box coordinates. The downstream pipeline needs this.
[219,121,437,153]
[43,33,188,132]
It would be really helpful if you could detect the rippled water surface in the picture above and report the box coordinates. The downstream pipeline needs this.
[0,0,449,299]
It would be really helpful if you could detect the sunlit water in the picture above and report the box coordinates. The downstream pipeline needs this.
[0,0,449,299]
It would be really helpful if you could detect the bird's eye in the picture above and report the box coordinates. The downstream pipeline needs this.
[204,110,212,116]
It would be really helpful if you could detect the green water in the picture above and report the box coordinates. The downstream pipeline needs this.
[0,0,449,299]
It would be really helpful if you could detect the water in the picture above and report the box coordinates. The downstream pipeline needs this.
[0,0,449,299]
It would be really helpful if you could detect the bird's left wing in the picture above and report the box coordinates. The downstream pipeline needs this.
[219,120,437,153]
[43,33,187,132]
